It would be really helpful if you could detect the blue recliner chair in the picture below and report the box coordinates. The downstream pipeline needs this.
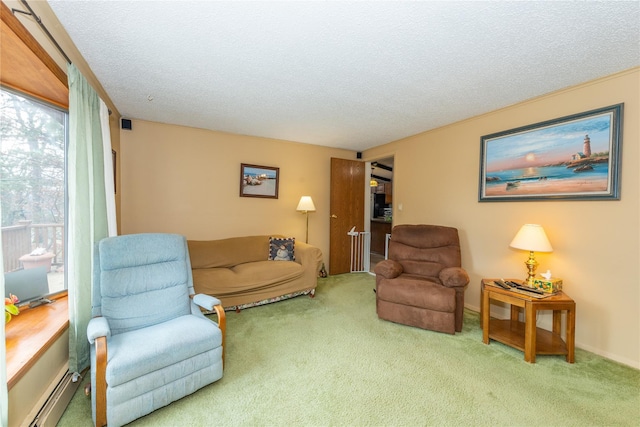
[87,233,225,427]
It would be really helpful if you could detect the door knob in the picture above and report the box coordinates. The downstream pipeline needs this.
[330,214,338,219]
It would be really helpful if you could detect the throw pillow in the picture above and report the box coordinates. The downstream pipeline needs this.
[268,237,295,261]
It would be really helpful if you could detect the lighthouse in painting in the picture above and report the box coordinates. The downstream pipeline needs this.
[583,134,592,157]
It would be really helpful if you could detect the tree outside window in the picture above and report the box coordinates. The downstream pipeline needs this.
[1,88,67,295]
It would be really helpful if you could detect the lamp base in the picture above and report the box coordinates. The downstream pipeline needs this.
[523,251,538,288]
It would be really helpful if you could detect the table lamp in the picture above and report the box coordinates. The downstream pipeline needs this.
[509,224,553,287]
[296,196,316,243]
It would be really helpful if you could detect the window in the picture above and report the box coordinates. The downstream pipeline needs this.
[1,87,67,303]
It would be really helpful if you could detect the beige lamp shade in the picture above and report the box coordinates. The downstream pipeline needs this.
[509,224,553,252]
[296,196,316,212]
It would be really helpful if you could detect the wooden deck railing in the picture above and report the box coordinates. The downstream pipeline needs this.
[2,220,64,272]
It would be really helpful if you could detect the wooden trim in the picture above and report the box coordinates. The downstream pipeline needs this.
[95,336,107,427]
[21,1,120,119]
[1,2,68,107]
[0,81,68,110]
[5,294,69,389]
[213,304,226,366]
[2,1,121,118]
[0,2,67,87]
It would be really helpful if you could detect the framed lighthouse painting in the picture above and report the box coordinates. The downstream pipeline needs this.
[479,104,623,202]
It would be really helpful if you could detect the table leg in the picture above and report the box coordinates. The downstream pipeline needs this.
[480,284,484,329]
[566,304,576,363]
[510,305,519,322]
[552,310,562,335]
[482,288,490,344]
[524,302,536,363]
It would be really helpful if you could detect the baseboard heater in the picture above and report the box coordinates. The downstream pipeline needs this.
[26,367,81,427]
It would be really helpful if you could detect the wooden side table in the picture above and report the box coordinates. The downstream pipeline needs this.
[481,278,576,363]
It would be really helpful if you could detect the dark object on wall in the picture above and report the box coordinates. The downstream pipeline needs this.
[356,152,362,159]
[121,118,132,130]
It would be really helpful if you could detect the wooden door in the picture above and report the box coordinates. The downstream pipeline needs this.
[329,157,365,275]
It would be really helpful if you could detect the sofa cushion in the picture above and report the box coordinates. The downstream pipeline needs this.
[192,260,304,297]
[268,237,295,261]
[188,235,281,268]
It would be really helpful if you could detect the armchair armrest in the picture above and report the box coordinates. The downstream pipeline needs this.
[87,317,109,426]
[191,293,226,366]
[192,293,221,311]
[439,267,470,288]
[87,316,111,344]
[374,259,403,279]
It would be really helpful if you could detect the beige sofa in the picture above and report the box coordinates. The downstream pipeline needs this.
[187,235,323,310]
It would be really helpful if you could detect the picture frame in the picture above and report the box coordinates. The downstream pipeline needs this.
[479,103,623,202]
[240,163,279,199]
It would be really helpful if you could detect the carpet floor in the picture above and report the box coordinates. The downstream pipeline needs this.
[58,273,640,426]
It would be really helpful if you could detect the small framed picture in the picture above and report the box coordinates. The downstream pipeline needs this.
[240,163,279,199]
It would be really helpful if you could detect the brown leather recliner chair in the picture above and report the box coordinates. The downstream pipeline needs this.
[374,224,469,334]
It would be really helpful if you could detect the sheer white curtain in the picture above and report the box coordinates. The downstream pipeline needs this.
[100,100,117,236]
[67,64,117,375]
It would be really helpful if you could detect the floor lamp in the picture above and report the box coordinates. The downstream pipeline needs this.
[296,196,316,243]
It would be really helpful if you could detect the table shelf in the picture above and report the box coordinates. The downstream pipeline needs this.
[489,319,568,356]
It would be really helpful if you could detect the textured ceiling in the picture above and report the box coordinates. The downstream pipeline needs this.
[47,1,639,151]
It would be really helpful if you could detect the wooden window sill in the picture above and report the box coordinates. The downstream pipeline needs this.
[5,294,69,389]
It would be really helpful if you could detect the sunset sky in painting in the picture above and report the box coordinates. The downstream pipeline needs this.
[485,112,612,172]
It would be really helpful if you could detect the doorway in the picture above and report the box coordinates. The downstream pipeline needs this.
[368,157,394,273]
[329,158,365,275]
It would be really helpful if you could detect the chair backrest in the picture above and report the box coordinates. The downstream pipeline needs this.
[92,233,194,335]
[388,225,462,279]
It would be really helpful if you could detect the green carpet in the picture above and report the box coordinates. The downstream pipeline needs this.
[58,273,640,426]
